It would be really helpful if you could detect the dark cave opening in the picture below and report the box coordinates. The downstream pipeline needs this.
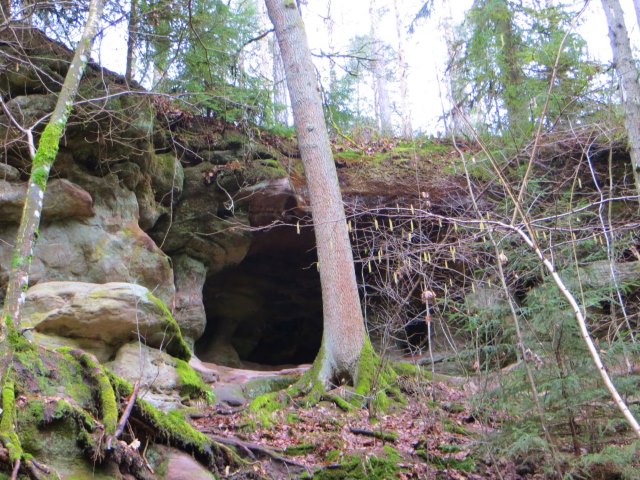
[195,225,323,367]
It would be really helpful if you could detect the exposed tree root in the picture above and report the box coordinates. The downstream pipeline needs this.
[349,427,397,443]
[207,433,310,471]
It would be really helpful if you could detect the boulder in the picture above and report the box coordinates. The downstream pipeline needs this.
[0,162,20,181]
[149,445,215,480]
[107,342,184,411]
[0,178,94,223]
[22,281,190,360]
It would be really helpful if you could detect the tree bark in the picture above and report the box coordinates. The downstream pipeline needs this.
[1,0,105,337]
[601,0,640,196]
[264,0,366,386]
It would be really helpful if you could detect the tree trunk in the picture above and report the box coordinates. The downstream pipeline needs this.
[264,0,366,387]
[125,0,138,85]
[1,0,104,340]
[369,0,393,136]
[393,0,412,138]
[601,0,640,196]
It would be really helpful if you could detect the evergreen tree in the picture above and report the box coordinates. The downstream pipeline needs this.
[452,0,592,137]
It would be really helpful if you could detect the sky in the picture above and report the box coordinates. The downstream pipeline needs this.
[96,0,640,135]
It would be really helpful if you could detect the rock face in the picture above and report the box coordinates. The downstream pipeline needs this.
[172,254,208,347]
[22,281,190,361]
[0,171,178,319]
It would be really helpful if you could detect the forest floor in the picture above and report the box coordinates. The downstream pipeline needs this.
[189,363,531,480]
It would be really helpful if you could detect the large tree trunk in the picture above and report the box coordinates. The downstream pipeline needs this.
[264,0,366,387]
[601,0,640,196]
[1,0,104,350]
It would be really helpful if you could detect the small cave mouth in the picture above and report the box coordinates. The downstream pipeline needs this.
[195,229,323,368]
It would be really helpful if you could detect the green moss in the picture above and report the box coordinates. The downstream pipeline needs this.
[6,316,26,351]
[174,358,214,403]
[418,449,475,472]
[284,443,315,456]
[108,372,219,463]
[391,361,433,380]
[334,150,361,162]
[10,253,24,270]
[243,376,296,400]
[144,292,191,361]
[51,350,93,406]
[354,339,402,412]
[287,342,327,407]
[31,122,64,189]
[312,448,406,479]
[322,393,353,412]
[248,392,283,428]
[438,444,462,453]
[0,379,23,462]
[443,418,469,436]
[419,139,450,154]
[65,350,117,436]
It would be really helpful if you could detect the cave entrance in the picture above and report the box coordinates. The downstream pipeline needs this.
[195,225,322,368]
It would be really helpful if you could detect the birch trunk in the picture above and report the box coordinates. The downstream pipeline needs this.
[264,0,366,386]
[1,0,105,337]
[601,0,640,196]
